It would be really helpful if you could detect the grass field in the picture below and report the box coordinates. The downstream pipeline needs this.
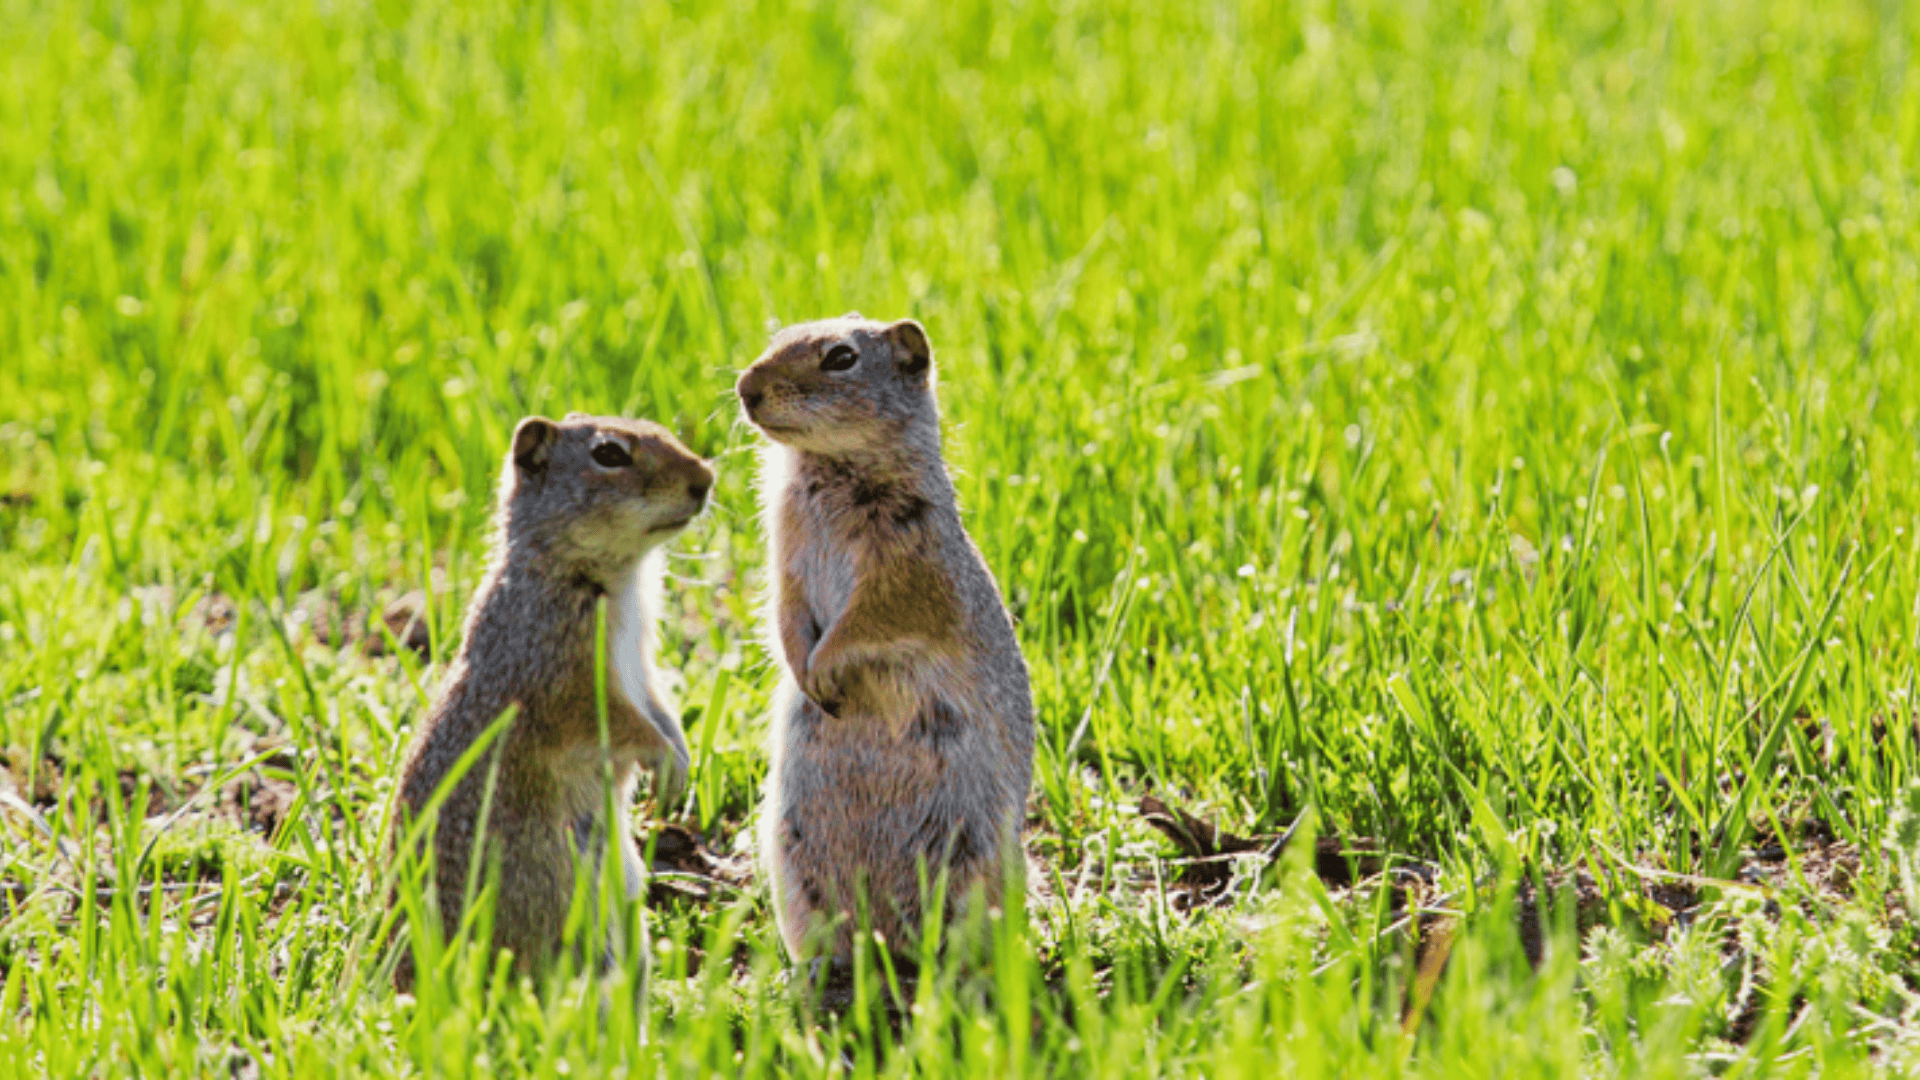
[5,0,1920,1074]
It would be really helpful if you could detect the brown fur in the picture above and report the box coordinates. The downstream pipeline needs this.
[388,414,712,991]
[738,316,1034,964]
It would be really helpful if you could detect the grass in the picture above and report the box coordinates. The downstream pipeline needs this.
[3,0,1920,1073]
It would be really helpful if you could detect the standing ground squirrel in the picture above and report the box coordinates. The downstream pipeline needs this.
[737,315,1034,965]
[389,413,712,990]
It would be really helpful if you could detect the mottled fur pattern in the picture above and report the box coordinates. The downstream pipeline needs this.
[738,316,1035,963]
[389,413,711,990]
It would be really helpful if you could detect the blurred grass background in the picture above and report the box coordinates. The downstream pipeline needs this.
[3,0,1920,1074]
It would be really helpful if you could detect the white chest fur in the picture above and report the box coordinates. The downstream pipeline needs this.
[607,550,666,726]
[548,549,690,820]
[792,528,856,629]
[762,447,857,632]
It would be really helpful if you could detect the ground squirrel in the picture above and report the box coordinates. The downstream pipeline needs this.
[737,315,1034,966]
[389,413,712,990]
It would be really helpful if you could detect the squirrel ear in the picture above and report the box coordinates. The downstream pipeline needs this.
[511,416,559,473]
[841,310,864,321]
[885,319,931,376]
[563,411,590,421]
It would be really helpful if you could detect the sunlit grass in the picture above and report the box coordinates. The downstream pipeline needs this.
[3,0,1920,1074]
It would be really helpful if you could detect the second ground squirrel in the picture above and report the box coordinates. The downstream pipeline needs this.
[389,413,712,989]
[737,315,1034,965]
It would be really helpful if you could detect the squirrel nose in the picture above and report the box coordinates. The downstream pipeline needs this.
[686,459,715,503]
[737,370,765,414]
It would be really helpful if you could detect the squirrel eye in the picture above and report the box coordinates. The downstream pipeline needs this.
[590,442,633,468]
[820,344,859,372]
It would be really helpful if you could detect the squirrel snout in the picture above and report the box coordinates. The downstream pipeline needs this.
[736,370,765,415]
[685,460,715,505]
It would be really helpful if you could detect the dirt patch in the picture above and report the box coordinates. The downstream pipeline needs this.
[1137,794,1398,908]
[220,774,299,838]
[0,750,63,808]
[644,821,753,906]
[100,767,187,819]
[293,588,433,658]
[1738,824,1859,900]
[363,590,435,659]
[1513,872,1613,967]
[125,584,437,660]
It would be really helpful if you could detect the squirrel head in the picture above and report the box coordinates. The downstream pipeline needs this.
[735,315,938,455]
[496,414,713,584]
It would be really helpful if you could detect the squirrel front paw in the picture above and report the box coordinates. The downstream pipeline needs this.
[802,657,848,714]
[651,744,690,807]
[802,668,842,718]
